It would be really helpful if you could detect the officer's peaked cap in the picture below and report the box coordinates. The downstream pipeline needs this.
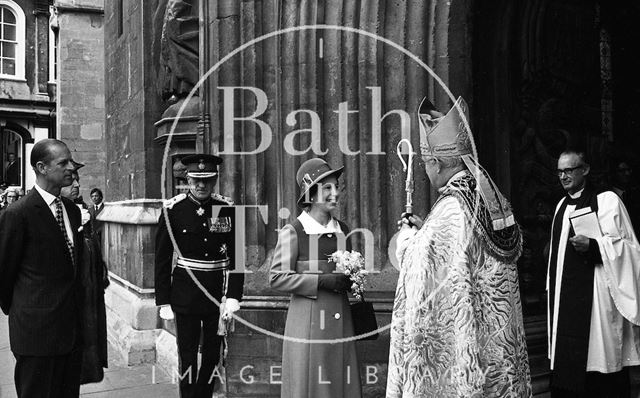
[181,154,222,178]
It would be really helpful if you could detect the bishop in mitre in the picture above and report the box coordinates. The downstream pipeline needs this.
[387,97,532,397]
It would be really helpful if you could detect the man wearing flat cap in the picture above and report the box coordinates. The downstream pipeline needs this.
[155,154,244,398]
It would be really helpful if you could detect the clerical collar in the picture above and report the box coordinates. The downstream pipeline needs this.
[568,187,584,199]
[297,211,343,234]
[563,187,585,206]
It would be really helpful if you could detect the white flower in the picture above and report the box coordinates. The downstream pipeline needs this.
[329,249,367,302]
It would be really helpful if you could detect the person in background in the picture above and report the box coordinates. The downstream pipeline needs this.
[0,183,5,210]
[610,159,639,233]
[60,160,109,385]
[90,188,104,212]
[610,160,634,199]
[89,188,105,244]
[6,152,20,185]
[547,149,640,397]
[4,188,18,206]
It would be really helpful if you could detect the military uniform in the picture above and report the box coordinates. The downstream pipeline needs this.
[155,155,244,398]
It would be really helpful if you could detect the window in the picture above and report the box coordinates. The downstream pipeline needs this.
[0,7,16,75]
[0,1,24,80]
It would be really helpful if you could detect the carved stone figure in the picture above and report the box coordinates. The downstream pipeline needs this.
[160,0,199,102]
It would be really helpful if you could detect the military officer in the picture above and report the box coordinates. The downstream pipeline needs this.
[155,154,244,398]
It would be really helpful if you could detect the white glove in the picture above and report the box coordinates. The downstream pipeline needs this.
[218,298,240,336]
[159,305,174,320]
[222,298,240,321]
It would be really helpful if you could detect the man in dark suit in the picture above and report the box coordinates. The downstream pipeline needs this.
[0,139,83,398]
[88,187,104,243]
[5,152,20,185]
[155,154,244,398]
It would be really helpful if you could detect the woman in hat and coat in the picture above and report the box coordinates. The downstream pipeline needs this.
[270,158,362,398]
[60,161,109,384]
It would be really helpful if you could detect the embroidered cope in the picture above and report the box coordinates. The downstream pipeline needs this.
[387,172,531,397]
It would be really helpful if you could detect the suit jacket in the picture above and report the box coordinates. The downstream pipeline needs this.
[88,203,104,217]
[0,189,83,356]
[6,159,20,185]
[88,203,104,241]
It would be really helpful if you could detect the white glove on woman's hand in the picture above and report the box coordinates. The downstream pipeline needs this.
[159,305,174,320]
[222,298,240,320]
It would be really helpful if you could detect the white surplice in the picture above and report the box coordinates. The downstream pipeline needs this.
[547,190,640,372]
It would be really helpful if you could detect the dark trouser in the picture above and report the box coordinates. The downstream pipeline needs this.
[551,368,630,398]
[175,312,223,398]
[13,345,82,398]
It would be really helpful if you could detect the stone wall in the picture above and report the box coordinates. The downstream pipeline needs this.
[104,0,166,202]
[56,0,106,201]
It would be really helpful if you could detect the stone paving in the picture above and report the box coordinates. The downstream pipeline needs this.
[0,312,179,398]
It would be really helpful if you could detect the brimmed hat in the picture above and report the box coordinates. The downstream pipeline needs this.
[181,154,222,178]
[296,158,343,205]
[71,160,85,170]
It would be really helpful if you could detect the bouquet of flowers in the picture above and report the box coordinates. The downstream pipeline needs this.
[329,250,367,302]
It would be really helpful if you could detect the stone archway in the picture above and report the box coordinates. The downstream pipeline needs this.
[472,2,619,393]
[473,0,605,318]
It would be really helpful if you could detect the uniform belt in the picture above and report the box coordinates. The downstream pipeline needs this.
[176,257,230,271]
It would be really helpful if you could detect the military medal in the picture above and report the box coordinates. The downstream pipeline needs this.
[209,216,232,233]
[196,207,205,216]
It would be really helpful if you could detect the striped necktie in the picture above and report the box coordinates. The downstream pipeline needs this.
[54,197,75,267]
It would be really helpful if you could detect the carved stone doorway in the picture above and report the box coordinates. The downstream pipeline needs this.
[473,0,640,318]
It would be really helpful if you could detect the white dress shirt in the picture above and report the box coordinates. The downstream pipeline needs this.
[34,183,74,245]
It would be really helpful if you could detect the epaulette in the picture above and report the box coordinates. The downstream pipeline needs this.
[163,193,187,209]
[211,193,234,205]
